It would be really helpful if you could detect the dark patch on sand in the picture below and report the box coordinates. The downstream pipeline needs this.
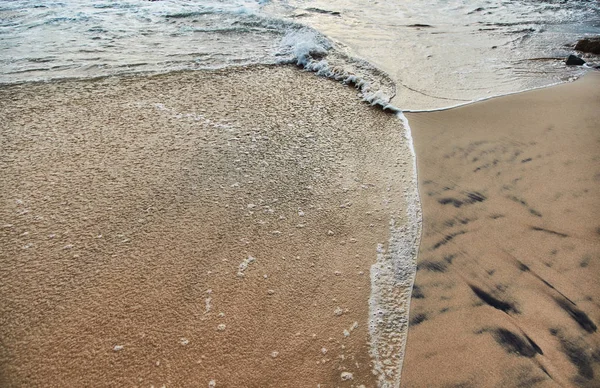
[431,231,467,250]
[466,192,486,203]
[555,298,597,333]
[438,192,486,208]
[529,208,542,217]
[444,254,456,264]
[444,219,456,227]
[558,336,594,380]
[521,158,532,163]
[518,262,530,272]
[538,280,577,306]
[469,285,517,314]
[530,226,568,238]
[508,195,542,217]
[438,197,464,207]
[490,328,542,358]
[412,284,425,299]
[489,214,505,219]
[580,255,590,268]
[444,217,474,227]
[524,334,543,355]
[493,328,538,357]
[418,260,448,272]
[541,279,556,290]
[410,313,428,326]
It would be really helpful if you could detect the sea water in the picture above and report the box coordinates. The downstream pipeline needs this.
[2,0,599,108]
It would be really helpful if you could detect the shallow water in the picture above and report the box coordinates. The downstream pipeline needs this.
[263,0,600,108]
[2,0,599,108]
[0,0,295,82]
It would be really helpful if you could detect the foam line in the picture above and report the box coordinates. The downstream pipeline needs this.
[402,72,590,113]
[366,109,422,387]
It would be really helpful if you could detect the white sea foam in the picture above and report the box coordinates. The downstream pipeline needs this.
[276,28,398,109]
[367,111,422,388]
[237,255,256,277]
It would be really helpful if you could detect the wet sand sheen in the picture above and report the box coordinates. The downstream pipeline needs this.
[402,72,600,387]
[0,66,416,387]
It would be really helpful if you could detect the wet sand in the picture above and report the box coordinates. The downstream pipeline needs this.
[402,72,600,387]
[0,66,416,387]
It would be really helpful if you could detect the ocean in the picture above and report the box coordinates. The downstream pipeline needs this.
[2,0,599,109]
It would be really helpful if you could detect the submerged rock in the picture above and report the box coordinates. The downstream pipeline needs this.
[575,37,600,55]
[566,55,586,66]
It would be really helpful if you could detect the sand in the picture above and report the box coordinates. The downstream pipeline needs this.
[402,72,600,387]
[0,66,417,387]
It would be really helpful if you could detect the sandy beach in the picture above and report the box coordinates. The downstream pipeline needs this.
[402,72,600,387]
[0,65,417,387]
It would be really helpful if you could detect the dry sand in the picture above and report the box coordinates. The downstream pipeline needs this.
[0,66,417,387]
[402,72,600,387]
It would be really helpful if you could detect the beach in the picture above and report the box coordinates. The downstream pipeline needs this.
[0,65,416,387]
[402,72,600,387]
[1,1,599,387]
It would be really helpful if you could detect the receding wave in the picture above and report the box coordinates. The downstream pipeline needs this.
[0,0,401,112]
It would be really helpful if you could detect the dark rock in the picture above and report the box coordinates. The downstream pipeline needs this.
[575,37,600,55]
[566,55,586,66]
